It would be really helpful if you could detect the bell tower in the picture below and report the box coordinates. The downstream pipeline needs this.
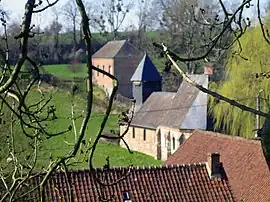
[131,53,162,112]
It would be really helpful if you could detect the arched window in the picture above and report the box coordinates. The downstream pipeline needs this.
[167,132,171,158]
[172,137,175,150]
[102,65,105,77]
[179,134,185,145]
[108,65,111,74]
[97,65,99,76]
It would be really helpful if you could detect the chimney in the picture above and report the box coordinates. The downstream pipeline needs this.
[123,191,132,202]
[207,152,221,178]
[204,65,214,75]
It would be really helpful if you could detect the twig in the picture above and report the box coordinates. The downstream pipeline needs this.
[257,0,270,44]
[162,43,270,119]
[0,0,35,94]
[33,0,59,13]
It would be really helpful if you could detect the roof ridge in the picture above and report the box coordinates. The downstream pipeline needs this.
[194,130,261,145]
[65,163,208,173]
[48,163,209,175]
[113,40,126,57]
[92,40,127,58]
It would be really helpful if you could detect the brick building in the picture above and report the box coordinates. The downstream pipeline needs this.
[92,40,143,98]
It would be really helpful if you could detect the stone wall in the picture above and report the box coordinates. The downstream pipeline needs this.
[120,125,157,158]
[120,125,192,161]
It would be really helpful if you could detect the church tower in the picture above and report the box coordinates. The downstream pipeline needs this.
[131,53,162,112]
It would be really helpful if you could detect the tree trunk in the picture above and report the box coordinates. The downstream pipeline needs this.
[259,113,270,170]
[73,17,77,50]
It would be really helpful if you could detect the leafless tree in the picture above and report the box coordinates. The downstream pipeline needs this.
[62,0,79,49]
[95,0,134,39]
[153,0,232,73]
[135,0,154,50]
[44,8,63,63]
[0,0,135,201]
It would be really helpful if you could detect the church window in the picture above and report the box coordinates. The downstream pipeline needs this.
[143,129,146,141]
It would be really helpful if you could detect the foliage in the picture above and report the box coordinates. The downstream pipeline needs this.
[209,27,270,137]
[0,87,161,171]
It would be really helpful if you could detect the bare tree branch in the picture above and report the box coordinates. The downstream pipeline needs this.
[33,0,59,13]
[0,0,35,94]
[161,43,270,119]
[257,0,270,44]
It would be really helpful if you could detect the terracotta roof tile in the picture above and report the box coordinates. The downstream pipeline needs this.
[165,130,270,202]
[21,164,235,202]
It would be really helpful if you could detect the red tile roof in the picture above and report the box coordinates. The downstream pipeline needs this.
[22,164,235,202]
[165,130,270,202]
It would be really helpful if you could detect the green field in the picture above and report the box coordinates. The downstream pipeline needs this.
[43,64,88,79]
[43,60,165,79]
[0,86,161,171]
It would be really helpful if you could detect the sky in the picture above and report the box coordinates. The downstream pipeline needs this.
[1,0,269,30]
[1,0,139,31]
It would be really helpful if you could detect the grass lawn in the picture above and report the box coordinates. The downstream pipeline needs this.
[0,86,161,171]
[43,64,88,80]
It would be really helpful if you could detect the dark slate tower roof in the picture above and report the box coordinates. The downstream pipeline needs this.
[131,54,162,82]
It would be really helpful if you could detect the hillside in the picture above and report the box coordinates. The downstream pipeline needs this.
[0,85,161,171]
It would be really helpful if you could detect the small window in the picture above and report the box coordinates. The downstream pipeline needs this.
[132,127,135,138]
[167,132,171,158]
[97,65,99,77]
[143,129,146,141]
[102,65,105,77]
[172,137,175,150]
[108,65,111,74]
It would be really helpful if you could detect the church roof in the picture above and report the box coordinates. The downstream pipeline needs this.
[131,74,208,129]
[130,54,162,82]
